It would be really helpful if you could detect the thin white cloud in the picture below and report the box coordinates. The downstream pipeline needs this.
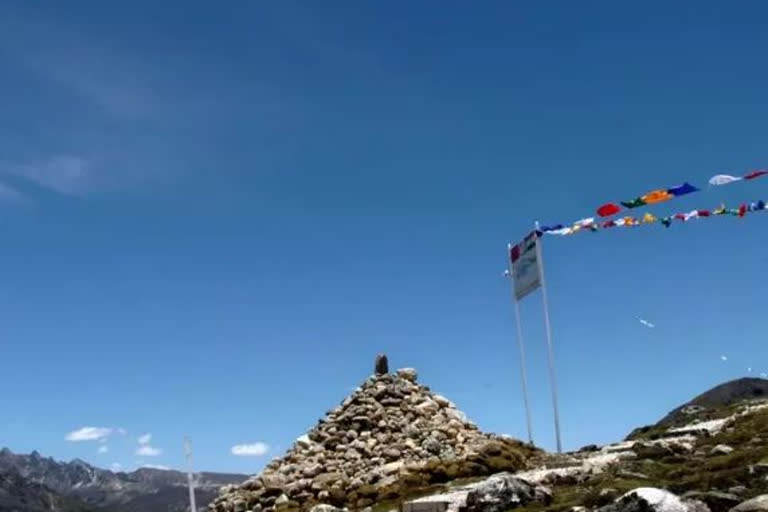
[1,156,90,195]
[638,318,655,329]
[0,11,152,119]
[136,445,162,457]
[231,442,270,457]
[721,355,728,362]
[0,181,26,203]
[110,463,122,472]
[138,433,151,445]
[98,445,109,454]
[141,464,170,470]
[117,428,127,436]
[762,373,768,379]
[66,427,112,442]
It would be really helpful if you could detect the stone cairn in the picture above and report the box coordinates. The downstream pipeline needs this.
[211,356,534,512]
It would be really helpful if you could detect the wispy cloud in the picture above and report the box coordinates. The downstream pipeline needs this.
[110,463,122,472]
[117,428,127,436]
[138,433,151,445]
[98,445,109,454]
[721,355,728,362]
[0,10,152,119]
[136,445,162,457]
[66,427,113,442]
[231,442,270,457]
[0,156,90,195]
[638,318,655,329]
[0,181,26,203]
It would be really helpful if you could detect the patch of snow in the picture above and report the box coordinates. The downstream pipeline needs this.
[669,418,728,435]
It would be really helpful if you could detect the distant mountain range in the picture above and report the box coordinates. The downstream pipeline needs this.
[0,448,247,512]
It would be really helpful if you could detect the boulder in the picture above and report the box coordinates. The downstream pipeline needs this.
[683,492,740,512]
[711,444,734,456]
[731,496,768,512]
[397,368,418,382]
[598,488,709,512]
[463,473,538,512]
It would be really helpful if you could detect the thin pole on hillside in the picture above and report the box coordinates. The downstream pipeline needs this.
[506,243,534,446]
[184,437,198,512]
[534,221,563,453]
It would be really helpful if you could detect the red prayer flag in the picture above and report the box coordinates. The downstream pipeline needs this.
[674,213,687,221]
[510,245,521,263]
[697,210,711,217]
[739,204,747,217]
[597,203,621,217]
[744,170,768,180]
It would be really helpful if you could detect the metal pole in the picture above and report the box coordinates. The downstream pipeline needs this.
[533,223,563,453]
[184,437,198,512]
[507,243,534,446]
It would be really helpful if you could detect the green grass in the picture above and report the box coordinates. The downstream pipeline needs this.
[509,404,768,512]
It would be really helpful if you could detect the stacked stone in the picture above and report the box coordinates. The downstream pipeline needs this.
[210,365,532,512]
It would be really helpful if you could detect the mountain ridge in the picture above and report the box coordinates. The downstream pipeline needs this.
[0,447,247,512]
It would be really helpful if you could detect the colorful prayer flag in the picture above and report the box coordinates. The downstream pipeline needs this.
[709,174,742,186]
[621,197,646,209]
[597,203,622,217]
[745,170,768,180]
[642,190,674,204]
[667,182,699,197]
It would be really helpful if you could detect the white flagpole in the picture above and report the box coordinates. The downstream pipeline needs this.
[533,223,563,453]
[506,243,534,446]
[184,437,198,512]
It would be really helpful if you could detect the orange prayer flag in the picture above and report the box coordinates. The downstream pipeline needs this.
[642,189,674,204]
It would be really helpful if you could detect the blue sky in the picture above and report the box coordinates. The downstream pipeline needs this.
[1,1,768,475]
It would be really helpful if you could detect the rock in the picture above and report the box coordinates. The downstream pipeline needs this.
[464,473,538,512]
[683,492,741,512]
[382,461,404,475]
[711,444,734,456]
[617,470,650,480]
[535,485,554,506]
[729,487,748,497]
[296,435,311,449]
[375,354,389,375]
[310,506,343,512]
[598,488,709,512]
[261,474,287,493]
[397,368,418,382]
[383,448,402,460]
[423,437,442,455]
[416,400,440,415]
[731,495,768,512]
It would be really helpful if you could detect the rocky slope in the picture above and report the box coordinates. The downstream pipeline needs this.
[0,448,246,512]
[392,378,768,512]
[210,363,537,512]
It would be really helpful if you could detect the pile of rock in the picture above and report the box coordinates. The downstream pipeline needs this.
[210,359,534,512]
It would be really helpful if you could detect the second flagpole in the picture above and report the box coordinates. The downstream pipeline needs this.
[534,222,563,453]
